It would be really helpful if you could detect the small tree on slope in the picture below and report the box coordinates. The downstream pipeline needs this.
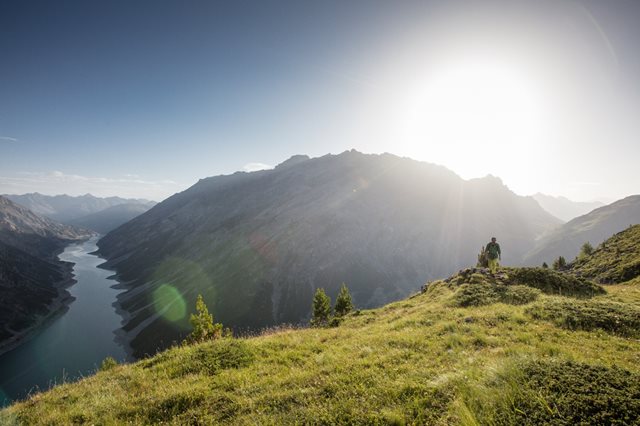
[186,294,222,343]
[334,283,354,317]
[477,246,489,268]
[552,256,567,271]
[580,242,594,258]
[311,288,332,327]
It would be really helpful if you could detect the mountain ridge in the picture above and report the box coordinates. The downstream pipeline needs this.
[96,150,561,357]
[3,193,156,230]
[0,196,92,355]
[523,194,640,266]
[531,193,604,222]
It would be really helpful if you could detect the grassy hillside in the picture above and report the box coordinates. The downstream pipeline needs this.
[3,267,639,425]
[523,194,640,266]
[570,224,640,284]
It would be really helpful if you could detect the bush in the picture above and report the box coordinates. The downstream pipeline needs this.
[465,359,640,425]
[168,339,254,378]
[501,285,541,305]
[453,283,539,307]
[526,298,640,338]
[505,267,605,298]
[454,283,502,307]
[99,356,118,372]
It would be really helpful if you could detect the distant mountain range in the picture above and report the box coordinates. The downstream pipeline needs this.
[531,193,604,222]
[523,195,640,266]
[3,193,156,234]
[96,150,560,357]
[0,196,91,354]
[66,203,154,235]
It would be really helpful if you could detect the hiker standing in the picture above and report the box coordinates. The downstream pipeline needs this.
[486,237,501,274]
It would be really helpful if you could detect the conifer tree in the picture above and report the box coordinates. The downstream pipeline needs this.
[187,294,222,343]
[334,283,354,317]
[311,288,331,327]
[542,262,549,269]
[552,256,566,271]
[477,246,489,268]
[580,242,594,257]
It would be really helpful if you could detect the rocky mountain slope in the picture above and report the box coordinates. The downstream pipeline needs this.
[523,195,640,266]
[3,193,155,231]
[3,251,639,424]
[96,151,560,357]
[531,193,604,222]
[0,196,92,354]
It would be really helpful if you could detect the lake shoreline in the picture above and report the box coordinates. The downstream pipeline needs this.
[0,249,78,357]
[0,237,130,406]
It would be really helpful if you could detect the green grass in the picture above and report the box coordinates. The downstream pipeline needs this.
[2,268,639,425]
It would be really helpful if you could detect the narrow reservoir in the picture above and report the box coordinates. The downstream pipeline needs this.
[0,237,128,406]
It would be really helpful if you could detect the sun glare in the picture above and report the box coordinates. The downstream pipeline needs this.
[401,58,546,180]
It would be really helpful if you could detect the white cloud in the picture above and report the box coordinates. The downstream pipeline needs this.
[0,136,18,142]
[0,171,185,201]
[242,162,273,172]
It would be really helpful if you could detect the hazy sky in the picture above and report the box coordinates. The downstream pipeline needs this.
[1,0,639,201]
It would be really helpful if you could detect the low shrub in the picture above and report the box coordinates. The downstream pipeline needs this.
[153,339,254,378]
[453,283,540,307]
[501,285,541,305]
[506,267,605,298]
[465,359,640,425]
[454,283,502,307]
[99,356,118,372]
[526,298,640,338]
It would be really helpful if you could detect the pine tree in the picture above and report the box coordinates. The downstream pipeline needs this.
[552,256,566,271]
[542,262,549,269]
[187,294,222,343]
[311,288,331,327]
[334,283,354,317]
[580,242,594,257]
[477,246,489,268]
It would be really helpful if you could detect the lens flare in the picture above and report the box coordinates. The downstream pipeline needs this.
[152,284,187,323]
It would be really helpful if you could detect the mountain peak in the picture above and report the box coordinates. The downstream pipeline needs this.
[275,154,310,169]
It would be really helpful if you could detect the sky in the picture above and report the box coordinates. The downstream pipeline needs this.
[1,0,640,202]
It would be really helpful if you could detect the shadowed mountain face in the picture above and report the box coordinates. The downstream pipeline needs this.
[532,193,604,223]
[66,203,154,234]
[97,151,560,357]
[524,195,640,266]
[3,193,156,231]
[0,196,92,353]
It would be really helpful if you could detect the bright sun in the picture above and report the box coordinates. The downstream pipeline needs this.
[401,58,546,180]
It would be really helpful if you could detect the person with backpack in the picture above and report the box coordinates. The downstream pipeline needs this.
[486,237,501,274]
